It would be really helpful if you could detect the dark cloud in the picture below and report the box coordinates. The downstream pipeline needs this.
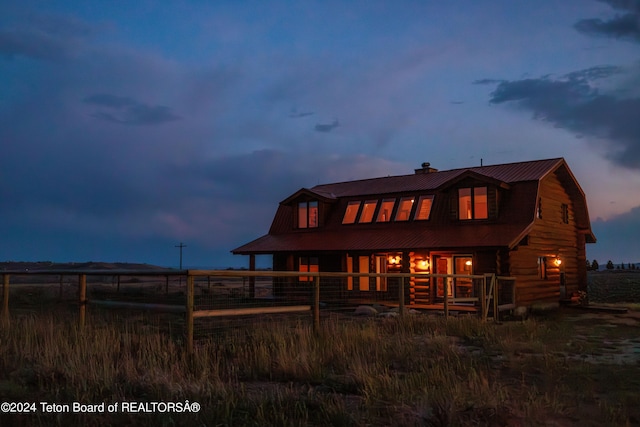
[289,110,314,118]
[473,78,505,85]
[0,13,95,61]
[575,13,640,40]
[84,93,181,125]
[575,0,640,41]
[488,66,640,168]
[314,119,339,132]
[0,28,70,60]
[484,0,640,169]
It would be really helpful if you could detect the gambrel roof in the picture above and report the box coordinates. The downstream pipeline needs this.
[232,158,595,255]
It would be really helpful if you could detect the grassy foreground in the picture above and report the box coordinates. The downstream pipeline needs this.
[1,309,639,426]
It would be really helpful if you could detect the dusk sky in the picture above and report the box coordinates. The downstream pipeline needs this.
[2,0,640,268]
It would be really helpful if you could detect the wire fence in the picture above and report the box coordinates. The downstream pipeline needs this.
[1,270,516,353]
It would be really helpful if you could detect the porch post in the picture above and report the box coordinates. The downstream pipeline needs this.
[481,274,488,321]
[399,276,405,318]
[443,278,449,318]
[249,254,256,298]
[1,274,9,327]
[78,274,87,330]
[313,275,320,332]
[186,274,194,354]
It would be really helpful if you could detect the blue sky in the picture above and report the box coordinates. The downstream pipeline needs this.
[1,0,640,268]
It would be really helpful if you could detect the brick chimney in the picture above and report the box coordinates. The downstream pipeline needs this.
[414,162,438,174]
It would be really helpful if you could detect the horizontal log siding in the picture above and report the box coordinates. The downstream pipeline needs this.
[509,171,582,306]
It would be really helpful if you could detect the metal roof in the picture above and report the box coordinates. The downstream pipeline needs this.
[232,157,594,255]
[307,158,563,198]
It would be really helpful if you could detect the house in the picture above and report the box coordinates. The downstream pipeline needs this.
[232,158,596,308]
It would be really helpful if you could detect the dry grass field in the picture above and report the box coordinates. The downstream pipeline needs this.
[1,266,639,426]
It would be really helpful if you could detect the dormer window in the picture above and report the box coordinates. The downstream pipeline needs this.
[395,197,415,221]
[415,195,434,220]
[376,199,396,222]
[458,187,488,220]
[342,201,360,224]
[359,200,377,223]
[298,200,318,228]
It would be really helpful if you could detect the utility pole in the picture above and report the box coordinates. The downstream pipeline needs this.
[175,242,187,270]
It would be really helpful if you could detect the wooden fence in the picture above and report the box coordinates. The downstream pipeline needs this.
[0,270,516,353]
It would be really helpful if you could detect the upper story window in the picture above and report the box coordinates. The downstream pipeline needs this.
[298,200,318,228]
[414,195,434,220]
[342,201,361,224]
[376,199,396,222]
[458,187,488,220]
[359,200,378,223]
[395,197,415,221]
[537,198,543,219]
[561,203,569,224]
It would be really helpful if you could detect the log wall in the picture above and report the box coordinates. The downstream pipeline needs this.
[509,171,585,306]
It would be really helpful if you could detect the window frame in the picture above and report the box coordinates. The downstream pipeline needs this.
[298,200,319,229]
[342,201,361,224]
[561,203,569,224]
[458,186,488,220]
[395,197,415,221]
[376,198,396,222]
[414,195,435,220]
[538,256,547,280]
[359,200,378,223]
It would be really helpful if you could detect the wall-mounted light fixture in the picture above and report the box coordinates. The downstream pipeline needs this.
[554,258,562,267]
[418,259,430,270]
[388,255,402,266]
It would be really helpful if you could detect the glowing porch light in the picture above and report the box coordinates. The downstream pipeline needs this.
[418,259,430,270]
[554,258,562,267]
[388,255,402,266]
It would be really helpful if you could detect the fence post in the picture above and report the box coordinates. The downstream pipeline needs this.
[79,274,87,330]
[493,274,499,322]
[481,274,488,321]
[313,275,320,332]
[398,276,405,318]
[2,274,9,328]
[443,277,449,319]
[186,274,194,354]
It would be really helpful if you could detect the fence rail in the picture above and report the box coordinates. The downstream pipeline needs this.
[1,270,516,353]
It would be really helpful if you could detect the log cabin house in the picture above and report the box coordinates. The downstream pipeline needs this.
[232,158,596,309]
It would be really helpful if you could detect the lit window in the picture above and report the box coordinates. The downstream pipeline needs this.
[395,197,415,221]
[299,256,319,281]
[458,187,488,220]
[298,201,318,228]
[414,195,434,220]
[459,188,472,220]
[538,257,547,280]
[376,199,395,222]
[342,201,361,224]
[359,200,377,223]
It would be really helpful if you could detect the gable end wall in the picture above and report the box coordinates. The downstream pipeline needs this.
[508,170,586,306]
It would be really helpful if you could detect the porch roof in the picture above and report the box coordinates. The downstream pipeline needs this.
[232,222,529,254]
